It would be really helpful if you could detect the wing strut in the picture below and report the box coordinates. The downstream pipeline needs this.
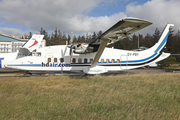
[91,40,108,67]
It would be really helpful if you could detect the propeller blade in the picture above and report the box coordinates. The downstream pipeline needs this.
[70,32,73,44]
[69,47,72,55]
[70,47,73,61]
[68,32,74,61]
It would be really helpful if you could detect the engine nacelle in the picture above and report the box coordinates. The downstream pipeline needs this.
[73,49,86,54]
[73,47,94,54]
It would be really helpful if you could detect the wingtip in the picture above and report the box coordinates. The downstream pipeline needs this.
[122,17,152,25]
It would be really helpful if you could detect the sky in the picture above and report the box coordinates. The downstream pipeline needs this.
[0,0,180,38]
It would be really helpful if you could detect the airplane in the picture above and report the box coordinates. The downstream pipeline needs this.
[0,17,174,75]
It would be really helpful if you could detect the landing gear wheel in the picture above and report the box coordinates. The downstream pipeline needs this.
[24,71,32,76]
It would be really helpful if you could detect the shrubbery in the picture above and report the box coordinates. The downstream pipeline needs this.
[158,56,176,68]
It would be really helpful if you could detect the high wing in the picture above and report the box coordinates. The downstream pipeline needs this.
[89,17,152,67]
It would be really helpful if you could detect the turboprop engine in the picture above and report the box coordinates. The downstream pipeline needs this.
[73,44,95,54]
[67,32,99,55]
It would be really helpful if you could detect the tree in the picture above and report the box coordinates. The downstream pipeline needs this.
[97,30,103,37]
[40,27,50,46]
[158,56,176,68]
[92,32,97,40]
[28,32,32,39]
[131,34,138,49]
[144,33,152,48]
[152,28,161,46]
[165,28,175,53]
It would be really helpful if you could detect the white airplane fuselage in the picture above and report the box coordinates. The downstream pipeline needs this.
[5,43,170,74]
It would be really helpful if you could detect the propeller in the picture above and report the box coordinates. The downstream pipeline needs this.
[67,32,90,58]
[70,32,74,44]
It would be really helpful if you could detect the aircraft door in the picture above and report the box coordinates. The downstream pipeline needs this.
[120,55,128,70]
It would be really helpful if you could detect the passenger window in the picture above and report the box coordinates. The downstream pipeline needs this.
[48,58,51,62]
[60,58,64,63]
[117,59,120,63]
[54,58,57,63]
[72,58,76,63]
[112,59,115,63]
[84,58,87,63]
[106,59,109,63]
[78,58,82,63]
[90,59,93,63]
[101,59,104,63]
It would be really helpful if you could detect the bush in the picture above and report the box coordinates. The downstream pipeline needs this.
[158,56,176,68]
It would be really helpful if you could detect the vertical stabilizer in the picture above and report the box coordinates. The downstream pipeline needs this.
[152,24,174,53]
[22,34,44,52]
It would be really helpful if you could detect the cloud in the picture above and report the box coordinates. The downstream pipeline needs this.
[126,0,180,34]
[0,27,28,38]
[2,0,179,37]
[68,12,127,33]
[0,0,126,36]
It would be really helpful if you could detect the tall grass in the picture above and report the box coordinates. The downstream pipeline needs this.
[0,74,180,119]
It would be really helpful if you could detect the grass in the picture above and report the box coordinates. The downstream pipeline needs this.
[0,74,180,119]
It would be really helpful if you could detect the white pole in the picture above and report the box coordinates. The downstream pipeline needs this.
[138,34,139,49]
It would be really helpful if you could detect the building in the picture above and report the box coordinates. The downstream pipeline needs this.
[0,32,46,53]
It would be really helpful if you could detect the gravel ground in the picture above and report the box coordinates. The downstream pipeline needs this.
[0,68,179,76]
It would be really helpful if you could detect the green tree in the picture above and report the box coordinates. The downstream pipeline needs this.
[158,56,176,68]
[40,27,50,46]
[165,28,175,53]
[28,32,32,39]
[143,33,152,48]
[92,32,97,40]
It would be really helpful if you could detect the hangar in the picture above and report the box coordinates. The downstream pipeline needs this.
[0,32,27,53]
